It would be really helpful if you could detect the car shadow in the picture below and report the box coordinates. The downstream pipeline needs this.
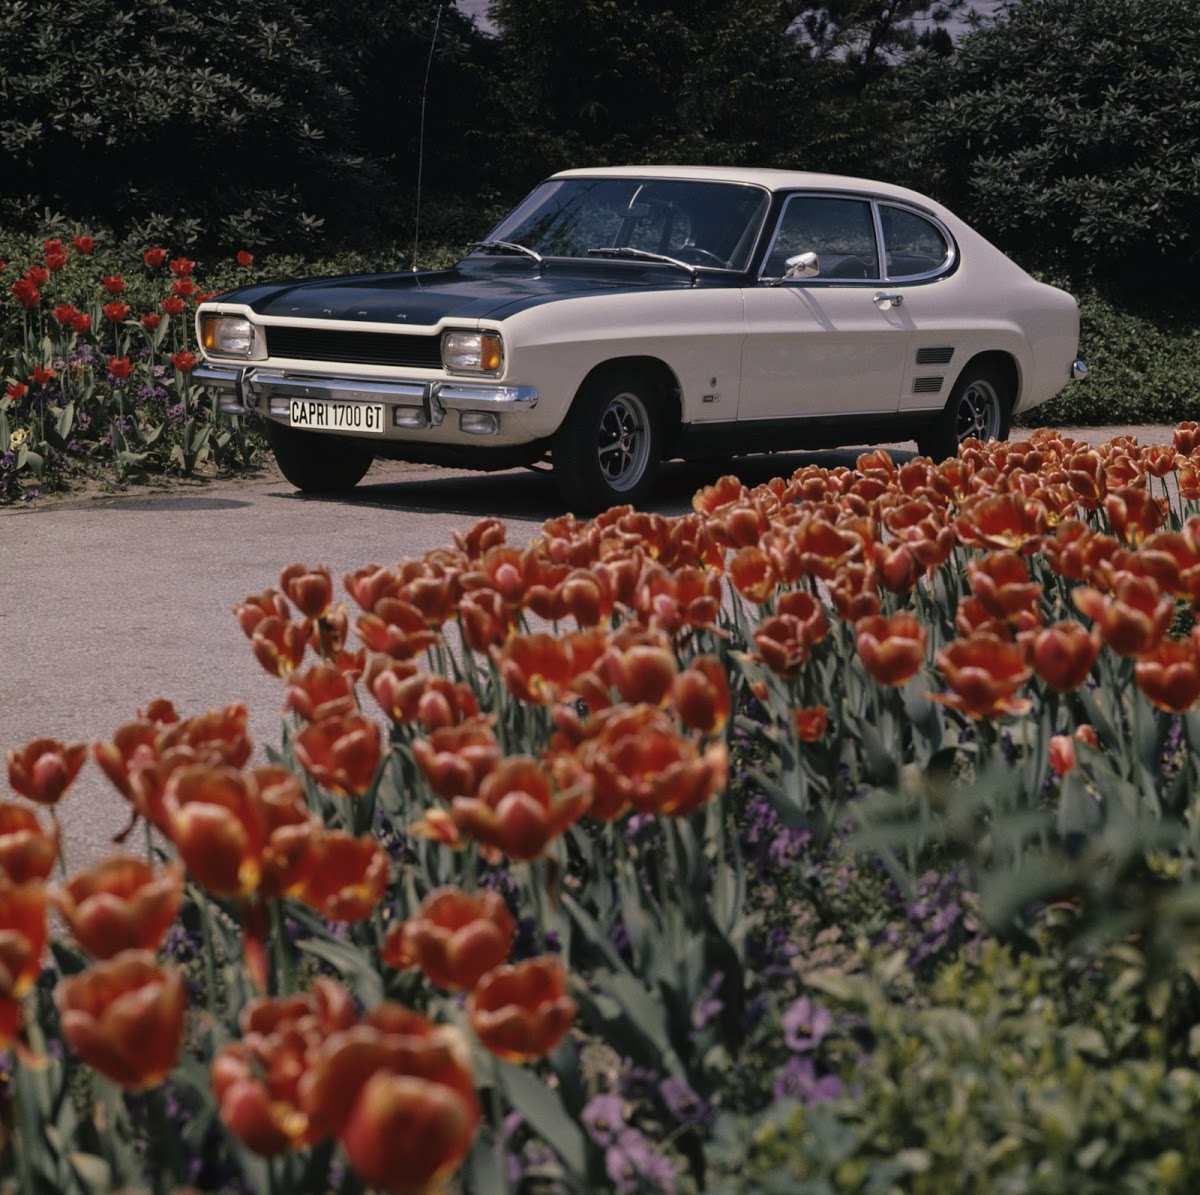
[282,443,920,522]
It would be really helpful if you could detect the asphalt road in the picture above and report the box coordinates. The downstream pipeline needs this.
[0,425,1176,869]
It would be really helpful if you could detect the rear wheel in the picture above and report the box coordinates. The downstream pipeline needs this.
[552,369,662,513]
[917,363,1011,461]
[264,421,374,493]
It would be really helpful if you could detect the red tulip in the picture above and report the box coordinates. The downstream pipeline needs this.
[0,802,60,883]
[392,887,515,992]
[293,712,382,798]
[467,956,576,1063]
[57,951,186,1091]
[7,736,88,806]
[54,857,184,958]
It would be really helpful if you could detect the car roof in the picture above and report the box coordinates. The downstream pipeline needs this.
[549,165,953,222]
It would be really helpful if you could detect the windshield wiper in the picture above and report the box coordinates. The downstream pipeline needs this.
[468,240,545,268]
[587,246,697,281]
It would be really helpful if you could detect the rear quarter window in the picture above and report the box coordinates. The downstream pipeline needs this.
[880,205,954,280]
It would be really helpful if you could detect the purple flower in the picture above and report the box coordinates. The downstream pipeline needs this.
[773,1056,843,1104]
[605,1128,677,1194]
[618,1064,660,1101]
[583,1093,626,1146]
[692,970,724,1031]
[659,1076,714,1129]
[782,996,832,1053]
[768,825,811,869]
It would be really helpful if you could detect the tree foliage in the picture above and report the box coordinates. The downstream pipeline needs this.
[480,0,963,191]
[0,0,481,250]
[892,0,1200,289]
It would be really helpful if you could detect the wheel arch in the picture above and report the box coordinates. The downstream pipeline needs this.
[954,350,1019,412]
[573,356,683,445]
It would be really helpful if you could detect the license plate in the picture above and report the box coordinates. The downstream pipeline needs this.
[288,398,385,435]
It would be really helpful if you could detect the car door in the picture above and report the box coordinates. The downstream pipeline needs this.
[738,193,912,421]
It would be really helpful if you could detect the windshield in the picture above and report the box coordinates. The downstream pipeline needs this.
[477,177,770,272]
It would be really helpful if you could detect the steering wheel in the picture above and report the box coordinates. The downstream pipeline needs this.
[676,244,728,268]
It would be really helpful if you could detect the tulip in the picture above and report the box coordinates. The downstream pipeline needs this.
[451,756,591,860]
[604,640,678,707]
[1105,486,1166,548]
[357,598,442,659]
[728,545,778,604]
[1135,632,1200,712]
[411,717,501,800]
[856,611,927,687]
[0,879,48,999]
[933,631,1033,720]
[212,978,358,1155]
[6,736,88,806]
[251,616,309,676]
[1032,620,1101,692]
[280,562,333,619]
[1072,572,1175,658]
[672,655,732,736]
[794,706,828,742]
[467,956,576,1063]
[394,887,516,991]
[300,831,390,922]
[294,711,382,798]
[0,801,60,882]
[54,857,184,958]
[231,591,287,642]
[967,550,1043,621]
[493,632,575,704]
[162,765,268,898]
[571,705,727,819]
[284,662,358,723]
[57,951,186,1090]
[954,492,1048,553]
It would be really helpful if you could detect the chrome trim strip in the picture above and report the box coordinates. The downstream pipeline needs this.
[434,383,539,412]
[193,363,539,416]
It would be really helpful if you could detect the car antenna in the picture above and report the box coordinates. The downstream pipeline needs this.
[411,1,446,273]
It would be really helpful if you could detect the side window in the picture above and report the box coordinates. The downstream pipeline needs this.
[763,196,879,281]
[880,205,952,279]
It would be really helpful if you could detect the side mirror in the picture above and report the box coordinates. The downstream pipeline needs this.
[784,251,820,279]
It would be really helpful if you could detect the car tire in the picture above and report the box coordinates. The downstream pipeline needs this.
[916,362,1011,461]
[264,421,374,493]
[552,369,662,513]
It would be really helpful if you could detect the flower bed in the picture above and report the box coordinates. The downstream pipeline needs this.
[0,235,263,502]
[6,427,1200,1191]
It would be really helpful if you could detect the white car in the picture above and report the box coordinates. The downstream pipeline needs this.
[195,166,1085,511]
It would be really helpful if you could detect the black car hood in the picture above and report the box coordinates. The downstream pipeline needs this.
[210,260,729,325]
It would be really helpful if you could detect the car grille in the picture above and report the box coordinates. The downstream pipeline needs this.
[265,326,443,369]
[912,376,944,394]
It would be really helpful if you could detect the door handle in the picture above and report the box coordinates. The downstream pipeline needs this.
[873,292,904,310]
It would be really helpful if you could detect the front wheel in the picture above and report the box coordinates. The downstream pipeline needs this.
[264,421,374,493]
[552,370,662,513]
[916,363,1011,461]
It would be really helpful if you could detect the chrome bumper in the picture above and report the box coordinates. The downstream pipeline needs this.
[193,363,538,428]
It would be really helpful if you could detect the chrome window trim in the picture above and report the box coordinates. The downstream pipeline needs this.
[757,193,959,286]
[876,201,958,283]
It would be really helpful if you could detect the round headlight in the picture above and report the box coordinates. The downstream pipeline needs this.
[201,315,256,357]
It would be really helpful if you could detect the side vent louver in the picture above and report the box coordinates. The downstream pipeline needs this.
[916,346,955,366]
[913,376,944,395]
